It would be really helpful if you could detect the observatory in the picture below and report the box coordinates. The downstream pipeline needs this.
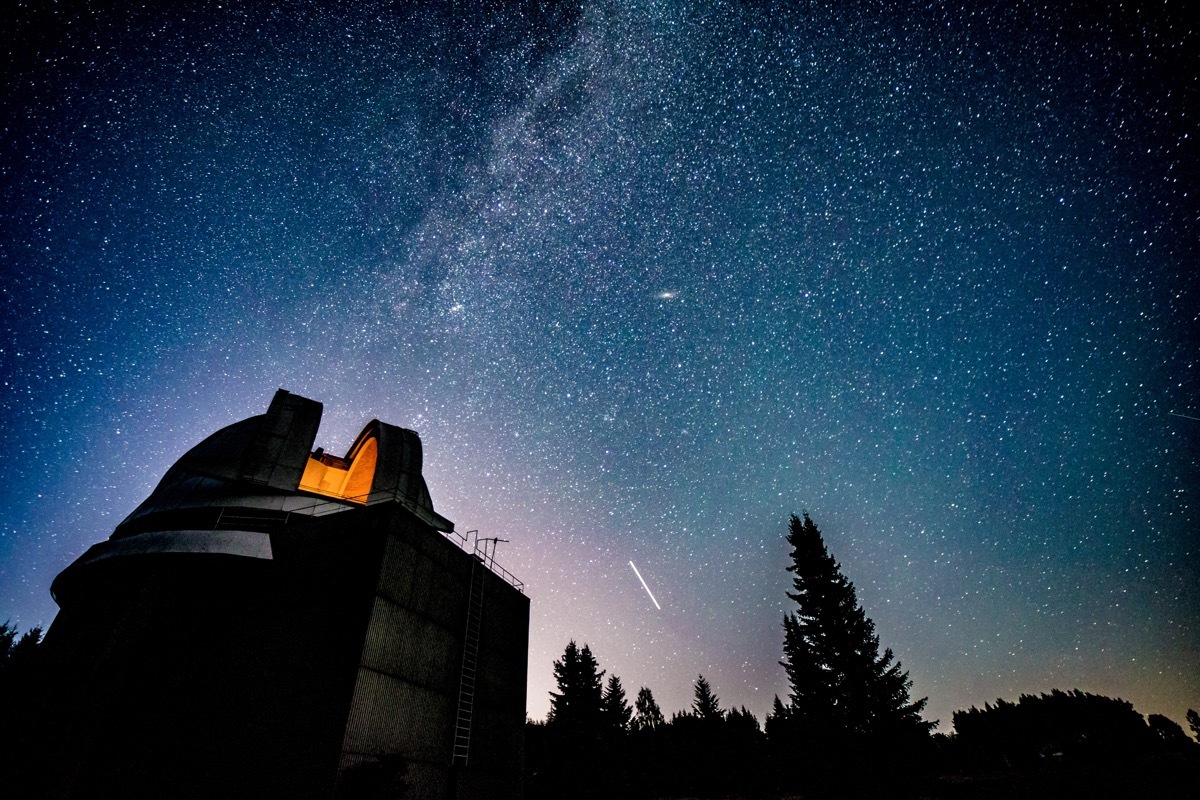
[41,390,529,800]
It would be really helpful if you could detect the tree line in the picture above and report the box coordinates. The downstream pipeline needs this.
[525,514,1200,798]
[527,648,769,797]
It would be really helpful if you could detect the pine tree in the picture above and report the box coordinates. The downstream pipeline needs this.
[774,513,932,788]
[547,640,605,733]
[602,674,632,731]
[726,705,762,733]
[765,695,790,739]
[626,686,668,796]
[541,641,611,798]
[0,621,18,663]
[633,686,664,731]
[692,674,722,721]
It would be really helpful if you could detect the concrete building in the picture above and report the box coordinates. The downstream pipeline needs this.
[41,390,529,800]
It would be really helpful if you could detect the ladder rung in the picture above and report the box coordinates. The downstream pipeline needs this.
[452,560,490,765]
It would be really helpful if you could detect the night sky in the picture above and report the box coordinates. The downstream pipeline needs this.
[2,1,1196,731]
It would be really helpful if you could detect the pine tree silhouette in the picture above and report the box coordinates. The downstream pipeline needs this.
[539,641,611,799]
[633,686,664,731]
[771,513,932,794]
[692,674,722,721]
[547,639,605,732]
[602,674,632,732]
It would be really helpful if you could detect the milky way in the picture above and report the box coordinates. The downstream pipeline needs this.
[2,1,1196,730]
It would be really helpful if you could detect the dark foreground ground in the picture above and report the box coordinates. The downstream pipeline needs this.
[922,752,1199,800]
[629,751,1200,800]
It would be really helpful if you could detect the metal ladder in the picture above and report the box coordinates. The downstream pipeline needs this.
[451,541,488,766]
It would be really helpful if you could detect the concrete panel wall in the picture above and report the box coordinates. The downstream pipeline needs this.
[359,596,461,697]
[337,508,529,800]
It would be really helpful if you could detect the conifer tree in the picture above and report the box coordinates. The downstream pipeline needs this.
[692,674,722,721]
[633,686,664,731]
[602,674,632,731]
[547,640,605,733]
[537,641,616,799]
[626,686,668,796]
[773,513,932,787]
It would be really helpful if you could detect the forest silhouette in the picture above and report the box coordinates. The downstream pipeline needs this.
[4,514,1199,798]
[523,515,1199,798]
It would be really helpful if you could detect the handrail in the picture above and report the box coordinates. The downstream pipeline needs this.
[485,561,524,594]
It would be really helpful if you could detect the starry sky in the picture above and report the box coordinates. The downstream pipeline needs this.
[2,1,1197,731]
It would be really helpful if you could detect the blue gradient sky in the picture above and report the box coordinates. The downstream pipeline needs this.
[2,1,1196,730]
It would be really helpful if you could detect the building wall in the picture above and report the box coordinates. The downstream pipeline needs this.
[338,506,530,800]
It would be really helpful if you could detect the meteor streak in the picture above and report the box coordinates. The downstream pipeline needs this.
[628,560,661,610]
